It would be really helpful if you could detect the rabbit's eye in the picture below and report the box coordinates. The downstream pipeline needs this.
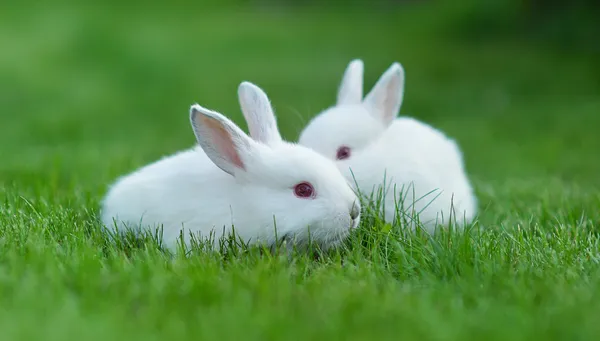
[336,146,351,160]
[294,182,315,199]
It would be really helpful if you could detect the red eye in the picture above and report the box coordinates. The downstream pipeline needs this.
[336,146,351,160]
[294,182,315,199]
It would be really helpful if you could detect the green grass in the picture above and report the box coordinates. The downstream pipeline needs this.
[1,2,600,340]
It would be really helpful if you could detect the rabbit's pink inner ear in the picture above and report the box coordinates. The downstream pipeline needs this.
[202,115,245,170]
[381,87,400,124]
[363,63,404,126]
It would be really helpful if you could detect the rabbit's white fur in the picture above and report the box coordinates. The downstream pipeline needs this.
[298,60,477,231]
[101,82,360,252]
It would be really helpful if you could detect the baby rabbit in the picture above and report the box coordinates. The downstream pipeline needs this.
[298,60,477,232]
[101,82,361,252]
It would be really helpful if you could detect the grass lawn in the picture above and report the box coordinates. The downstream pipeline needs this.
[1,3,599,340]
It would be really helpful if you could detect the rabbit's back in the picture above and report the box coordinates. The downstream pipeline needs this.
[390,118,476,225]
[100,147,245,248]
[344,118,476,229]
[391,117,463,170]
[393,118,477,222]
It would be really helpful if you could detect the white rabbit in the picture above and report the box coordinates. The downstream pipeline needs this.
[298,59,477,231]
[101,82,361,252]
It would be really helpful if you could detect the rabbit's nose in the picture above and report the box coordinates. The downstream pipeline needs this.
[350,202,360,221]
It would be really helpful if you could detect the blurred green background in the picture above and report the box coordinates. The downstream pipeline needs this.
[1,2,599,338]
[1,0,599,208]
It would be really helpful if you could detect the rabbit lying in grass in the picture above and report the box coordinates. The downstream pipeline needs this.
[101,82,360,252]
[298,59,477,232]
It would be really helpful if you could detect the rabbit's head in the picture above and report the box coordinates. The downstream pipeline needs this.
[298,60,404,163]
[190,82,361,249]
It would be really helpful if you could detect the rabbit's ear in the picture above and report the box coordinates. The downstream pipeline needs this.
[190,104,254,176]
[363,62,404,126]
[238,81,282,146]
[337,59,364,105]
